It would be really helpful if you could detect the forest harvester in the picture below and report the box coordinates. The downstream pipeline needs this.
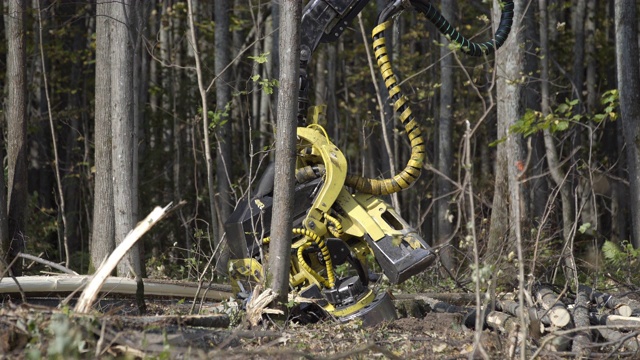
[225,0,514,326]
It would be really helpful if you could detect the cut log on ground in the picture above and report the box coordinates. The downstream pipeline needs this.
[536,286,571,328]
[579,284,632,316]
[590,313,640,331]
[571,286,592,358]
[0,276,232,300]
[596,327,639,352]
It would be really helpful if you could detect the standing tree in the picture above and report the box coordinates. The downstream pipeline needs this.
[111,0,141,277]
[91,0,142,277]
[267,0,301,306]
[91,0,115,272]
[435,0,455,273]
[487,0,526,276]
[5,0,28,276]
[614,0,640,248]
[214,0,232,272]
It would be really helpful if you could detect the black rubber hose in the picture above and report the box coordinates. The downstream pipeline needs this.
[410,0,514,56]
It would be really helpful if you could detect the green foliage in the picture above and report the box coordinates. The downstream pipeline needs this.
[510,90,620,140]
[250,74,279,95]
[602,240,640,268]
[248,52,270,64]
[208,102,231,130]
[593,89,619,123]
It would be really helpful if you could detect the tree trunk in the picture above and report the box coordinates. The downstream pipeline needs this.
[435,0,455,273]
[614,0,640,248]
[111,0,142,277]
[488,0,526,265]
[91,0,115,272]
[5,0,28,276]
[214,0,233,272]
[267,0,301,306]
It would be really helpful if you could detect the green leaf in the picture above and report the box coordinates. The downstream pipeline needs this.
[251,74,260,82]
[248,52,270,64]
[578,222,591,234]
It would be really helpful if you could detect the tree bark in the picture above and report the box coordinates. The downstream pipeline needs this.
[614,0,640,248]
[111,0,142,277]
[214,0,232,272]
[91,0,115,273]
[5,0,28,276]
[435,0,455,273]
[267,0,301,306]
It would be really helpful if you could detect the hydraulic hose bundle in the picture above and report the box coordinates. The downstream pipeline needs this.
[346,0,514,195]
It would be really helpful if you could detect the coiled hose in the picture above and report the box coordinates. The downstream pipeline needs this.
[263,227,336,288]
[345,0,514,195]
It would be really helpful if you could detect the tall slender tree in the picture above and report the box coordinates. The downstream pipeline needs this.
[487,0,526,272]
[214,0,233,272]
[111,0,141,277]
[5,0,28,276]
[91,0,115,271]
[614,0,640,248]
[267,0,301,306]
[436,0,455,272]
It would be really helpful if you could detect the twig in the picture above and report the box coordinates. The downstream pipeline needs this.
[17,252,78,275]
[36,0,70,268]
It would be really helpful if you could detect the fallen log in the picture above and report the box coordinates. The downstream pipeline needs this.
[102,314,230,329]
[539,332,572,352]
[579,284,632,316]
[571,286,592,358]
[0,276,233,300]
[596,327,640,352]
[535,286,571,328]
[590,313,640,331]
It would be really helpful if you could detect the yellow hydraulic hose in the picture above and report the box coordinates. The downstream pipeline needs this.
[263,228,336,288]
[324,213,344,238]
[344,21,425,195]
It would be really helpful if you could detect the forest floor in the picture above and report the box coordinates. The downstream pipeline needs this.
[2,288,640,359]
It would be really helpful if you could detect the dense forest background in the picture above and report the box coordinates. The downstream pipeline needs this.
[1,0,639,291]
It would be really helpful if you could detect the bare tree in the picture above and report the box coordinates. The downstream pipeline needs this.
[266,0,301,305]
[5,0,28,276]
[614,0,640,248]
[111,0,142,277]
[487,0,526,275]
[435,0,455,272]
[91,0,115,273]
[214,0,232,272]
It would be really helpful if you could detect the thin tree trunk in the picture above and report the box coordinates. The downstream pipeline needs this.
[214,0,233,273]
[267,0,301,306]
[436,0,455,272]
[185,0,219,270]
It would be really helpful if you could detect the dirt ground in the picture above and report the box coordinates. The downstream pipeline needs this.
[2,294,640,359]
